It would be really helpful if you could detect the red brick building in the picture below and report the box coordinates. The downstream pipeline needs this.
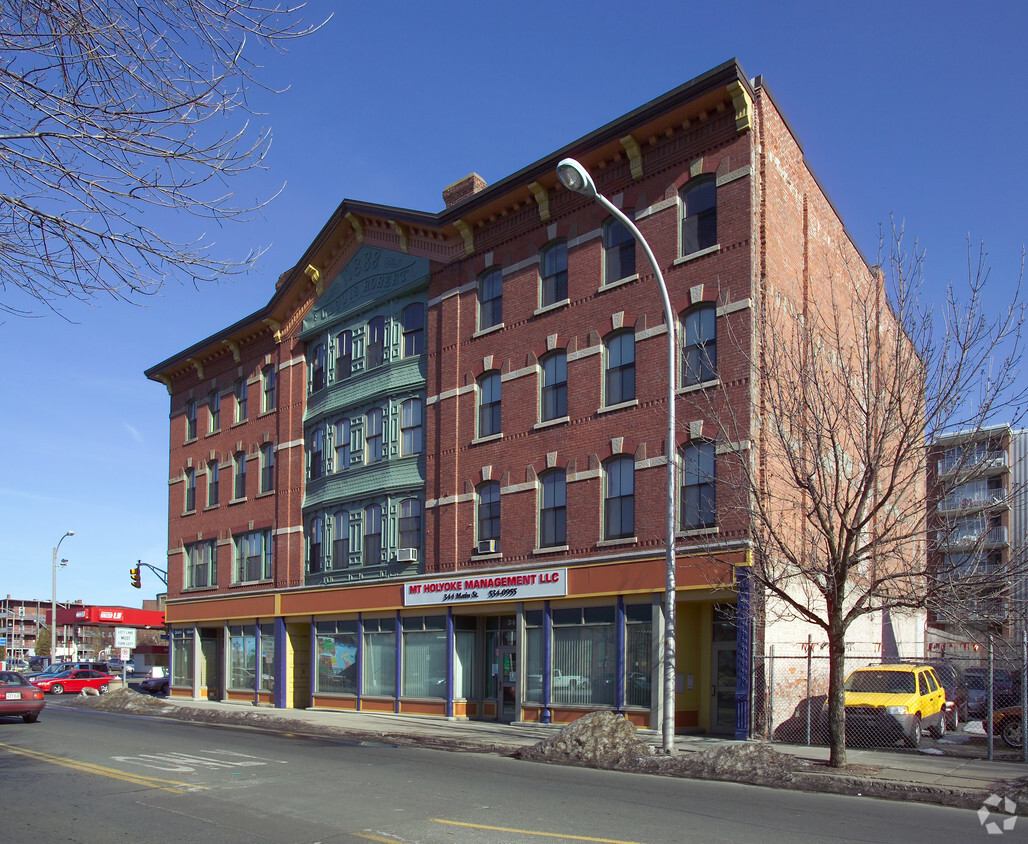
[147,60,909,735]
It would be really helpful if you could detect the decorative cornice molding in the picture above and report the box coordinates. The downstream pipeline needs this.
[727,80,753,132]
[453,219,474,255]
[528,182,550,222]
[620,134,643,180]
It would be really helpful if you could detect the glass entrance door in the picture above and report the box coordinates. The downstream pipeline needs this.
[710,641,737,734]
[486,615,517,722]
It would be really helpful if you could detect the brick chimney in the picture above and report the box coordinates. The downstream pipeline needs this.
[442,173,487,208]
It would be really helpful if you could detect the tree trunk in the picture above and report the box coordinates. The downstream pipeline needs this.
[826,623,848,767]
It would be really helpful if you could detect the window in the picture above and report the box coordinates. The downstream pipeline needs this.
[478,267,502,329]
[260,443,274,493]
[336,330,353,381]
[234,529,272,583]
[185,399,196,440]
[365,408,383,463]
[478,372,501,437]
[308,516,324,574]
[401,398,423,455]
[234,451,247,500]
[603,216,635,282]
[229,625,255,689]
[316,620,358,694]
[402,615,446,697]
[477,482,500,546]
[208,391,220,433]
[171,628,194,686]
[540,241,568,307]
[540,350,567,421]
[207,462,219,507]
[539,470,567,548]
[362,616,395,696]
[682,304,717,386]
[625,604,653,707]
[551,606,617,706]
[367,316,385,368]
[605,331,635,405]
[332,511,349,569]
[604,456,634,539]
[259,624,275,692]
[308,428,324,480]
[310,343,326,392]
[399,498,422,550]
[681,441,716,529]
[402,303,424,357]
[681,177,717,255]
[364,504,382,567]
[186,540,217,589]
[234,378,248,423]
[184,468,196,512]
[262,367,276,412]
[334,418,350,471]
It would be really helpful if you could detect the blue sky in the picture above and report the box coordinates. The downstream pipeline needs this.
[2,0,1025,611]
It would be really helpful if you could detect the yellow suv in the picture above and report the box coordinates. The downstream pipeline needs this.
[843,664,947,748]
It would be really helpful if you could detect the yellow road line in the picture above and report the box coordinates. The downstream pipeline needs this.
[432,818,645,843]
[0,742,202,794]
[350,834,405,843]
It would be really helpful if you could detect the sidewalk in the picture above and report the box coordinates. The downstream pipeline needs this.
[145,694,1028,806]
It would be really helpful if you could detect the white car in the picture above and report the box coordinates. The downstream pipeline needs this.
[107,659,136,675]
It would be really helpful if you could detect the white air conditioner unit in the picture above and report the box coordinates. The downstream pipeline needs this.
[396,548,418,563]
[477,539,498,555]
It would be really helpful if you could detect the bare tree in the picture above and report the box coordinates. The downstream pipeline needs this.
[0,1,327,316]
[708,227,1025,766]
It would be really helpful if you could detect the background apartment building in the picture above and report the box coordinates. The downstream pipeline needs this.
[147,60,923,736]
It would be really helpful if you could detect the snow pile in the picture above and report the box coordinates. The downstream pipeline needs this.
[512,711,653,767]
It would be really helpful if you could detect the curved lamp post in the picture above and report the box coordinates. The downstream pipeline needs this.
[51,530,74,662]
[556,158,678,754]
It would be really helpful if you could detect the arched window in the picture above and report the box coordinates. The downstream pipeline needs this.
[333,511,349,570]
[310,344,326,392]
[363,504,382,567]
[603,216,635,283]
[308,515,324,574]
[401,398,423,455]
[365,408,383,463]
[540,350,567,422]
[604,331,635,406]
[682,304,717,386]
[399,498,422,549]
[540,240,568,307]
[539,470,567,548]
[604,456,634,540]
[367,316,386,368]
[681,441,716,529]
[478,371,501,437]
[336,330,353,381]
[680,177,717,256]
[402,303,425,357]
[477,481,500,551]
[478,267,502,329]
[308,428,324,480]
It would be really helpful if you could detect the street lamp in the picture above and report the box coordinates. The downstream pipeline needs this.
[556,158,678,754]
[51,531,74,663]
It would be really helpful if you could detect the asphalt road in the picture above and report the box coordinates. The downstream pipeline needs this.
[0,704,1001,843]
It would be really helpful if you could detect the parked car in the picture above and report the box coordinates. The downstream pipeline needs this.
[28,656,48,672]
[30,669,113,695]
[551,669,589,690]
[927,661,969,729]
[965,667,1016,710]
[0,670,46,723]
[107,658,136,675]
[25,661,109,681]
[988,706,1024,749]
[4,658,29,671]
[967,673,988,718]
[139,675,169,695]
[843,663,947,748]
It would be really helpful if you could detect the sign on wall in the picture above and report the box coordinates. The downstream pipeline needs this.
[404,568,568,607]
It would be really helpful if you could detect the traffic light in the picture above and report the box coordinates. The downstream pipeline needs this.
[130,566,141,588]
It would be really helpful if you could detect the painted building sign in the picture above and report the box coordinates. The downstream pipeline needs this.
[404,568,568,607]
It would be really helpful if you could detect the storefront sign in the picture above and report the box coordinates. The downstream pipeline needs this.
[404,568,568,607]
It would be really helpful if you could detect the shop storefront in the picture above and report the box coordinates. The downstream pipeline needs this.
[167,553,747,733]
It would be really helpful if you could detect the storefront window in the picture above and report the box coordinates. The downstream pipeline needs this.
[552,606,616,706]
[259,624,275,692]
[362,617,396,697]
[453,616,480,699]
[229,624,256,690]
[171,628,193,686]
[625,604,653,707]
[316,621,358,694]
[401,615,446,697]
[524,616,543,703]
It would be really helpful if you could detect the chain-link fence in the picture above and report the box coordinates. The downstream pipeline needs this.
[753,637,1028,761]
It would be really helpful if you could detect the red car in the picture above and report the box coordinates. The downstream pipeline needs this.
[0,671,46,722]
[30,669,113,696]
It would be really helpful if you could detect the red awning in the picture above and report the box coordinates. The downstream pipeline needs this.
[54,606,165,628]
